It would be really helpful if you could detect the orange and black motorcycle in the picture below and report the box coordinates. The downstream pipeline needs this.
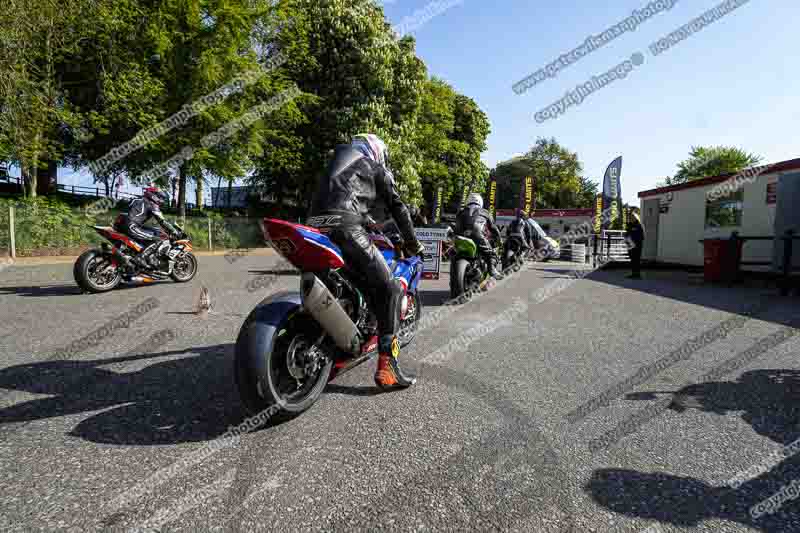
[73,220,197,293]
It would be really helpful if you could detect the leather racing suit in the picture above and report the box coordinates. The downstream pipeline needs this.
[307,144,421,347]
[454,204,502,276]
[116,198,180,267]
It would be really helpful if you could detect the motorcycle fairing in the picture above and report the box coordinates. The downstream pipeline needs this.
[263,218,345,271]
[264,218,423,291]
[454,236,477,258]
[93,226,143,252]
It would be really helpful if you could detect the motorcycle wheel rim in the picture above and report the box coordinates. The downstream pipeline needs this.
[270,317,329,406]
[173,253,196,280]
[398,294,419,343]
[87,256,120,289]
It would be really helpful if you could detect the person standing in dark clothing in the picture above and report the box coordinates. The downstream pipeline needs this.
[625,209,645,279]
[307,133,425,390]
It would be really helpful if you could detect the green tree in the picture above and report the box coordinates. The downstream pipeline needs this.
[494,138,583,210]
[416,79,490,213]
[573,175,599,208]
[59,0,166,197]
[60,0,297,215]
[252,0,427,209]
[0,0,88,197]
[661,145,763,186]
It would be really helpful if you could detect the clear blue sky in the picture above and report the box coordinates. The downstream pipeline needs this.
[30,0,799,207]
[384,0,799,206]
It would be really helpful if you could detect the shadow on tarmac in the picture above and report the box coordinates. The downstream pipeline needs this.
[585,268,800,328]
[0,345,260,445]
[589,369,800,531]
[0,284,84,297]
[247,269,299,277]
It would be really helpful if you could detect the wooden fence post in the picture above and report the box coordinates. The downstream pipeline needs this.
[9,204,16,259]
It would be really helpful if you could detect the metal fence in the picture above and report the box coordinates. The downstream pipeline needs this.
[591,231,631,265]
[0,201,267,257]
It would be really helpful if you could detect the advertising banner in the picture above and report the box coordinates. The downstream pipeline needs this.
[520,175,534,215]
[414,227,450,280]
[594,194,603,234]
[487,177,498,220]
[431,186,443,223]
[601,156,623,230]
[622,204,629,230]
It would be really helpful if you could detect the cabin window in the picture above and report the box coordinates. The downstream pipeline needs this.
[705,189,743,228]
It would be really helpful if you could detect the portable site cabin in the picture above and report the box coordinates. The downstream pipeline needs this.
[637,157,800,271]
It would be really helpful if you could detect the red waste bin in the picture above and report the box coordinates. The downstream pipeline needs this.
[704,238,743,282]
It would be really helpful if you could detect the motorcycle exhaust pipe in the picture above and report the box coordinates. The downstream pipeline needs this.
[300,273,361,355]
[109,246,134,272]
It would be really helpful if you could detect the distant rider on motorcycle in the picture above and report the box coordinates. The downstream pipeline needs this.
[454,193,504,279]
[115,187,181,270]
[505,209,534,257]
[308,133,425,390]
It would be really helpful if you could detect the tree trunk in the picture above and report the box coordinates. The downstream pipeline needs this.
[171,178,178,207]
[227,180,233,209]
[36,160,56,196]
[195,175,203,210]
[24,159,38,199]
[215,176,222,208]
[178,164,188,216]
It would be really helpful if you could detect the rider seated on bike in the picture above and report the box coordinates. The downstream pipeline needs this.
[454,193,504,280]
[307,133,425,390]
[115,187,181,270]
[506,209,534,255]
[525,214,547,255]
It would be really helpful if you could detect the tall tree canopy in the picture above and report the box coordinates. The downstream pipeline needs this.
[660,145,763,186]
[0,0,493,216]
[493,138,594,211]
[416,78,491,213]
[0,0,89,197]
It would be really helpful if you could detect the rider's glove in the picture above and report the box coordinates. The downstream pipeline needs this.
[404,239,426,258]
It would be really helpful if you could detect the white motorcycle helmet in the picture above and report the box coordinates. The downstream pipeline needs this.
[466,193,484,209]
[351,133,389,167]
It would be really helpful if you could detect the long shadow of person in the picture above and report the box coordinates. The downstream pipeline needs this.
[587,455,800,532]
[0,344,265,446]
[588,370,800,531]
[627,369,800,446]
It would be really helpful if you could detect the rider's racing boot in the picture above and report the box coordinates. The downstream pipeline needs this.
[490,258,505,280]
[374,335,416,390]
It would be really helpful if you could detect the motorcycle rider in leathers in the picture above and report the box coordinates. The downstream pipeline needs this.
[505,209,534,258]
[115,187,182,271]
[454,193,504,279]
[307,134,425,390]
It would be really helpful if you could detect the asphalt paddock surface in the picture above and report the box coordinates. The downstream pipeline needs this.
[1,254,800,532]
